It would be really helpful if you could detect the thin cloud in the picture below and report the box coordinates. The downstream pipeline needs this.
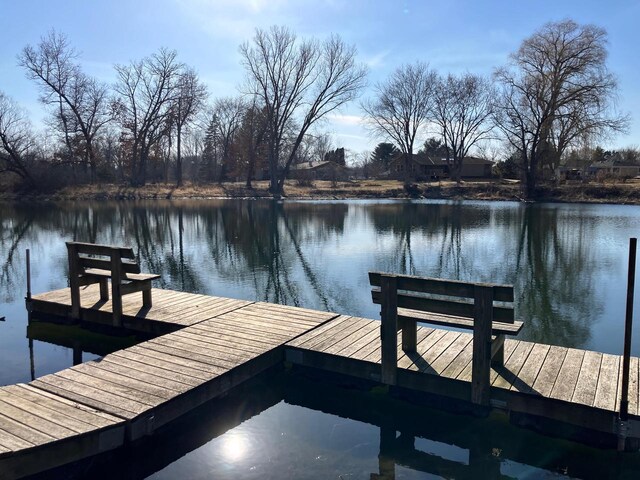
[364,49,391,68]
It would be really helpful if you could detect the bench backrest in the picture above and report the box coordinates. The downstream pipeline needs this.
[66,242,140,281]
[369,271,515,323]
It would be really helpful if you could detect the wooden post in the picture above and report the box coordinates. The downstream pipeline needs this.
[66,243,81,319]
[111,250,123,327]
[26,248,31,300]
[471,285,493,407]
[380,275,398,385]
[618,237,636,451]
[99,279,109,301]
[142,282,152,307]
[401,319,417,352]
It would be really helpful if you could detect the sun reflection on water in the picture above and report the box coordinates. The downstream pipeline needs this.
[221,434,248,462]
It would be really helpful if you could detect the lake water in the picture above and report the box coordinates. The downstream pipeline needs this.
[1,199,640,478]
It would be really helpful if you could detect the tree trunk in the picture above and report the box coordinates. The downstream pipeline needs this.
[176,124,183,187]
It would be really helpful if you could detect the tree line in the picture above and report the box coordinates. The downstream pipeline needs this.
[0,20,629,198]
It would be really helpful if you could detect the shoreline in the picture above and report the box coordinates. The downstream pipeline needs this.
[2,179,640,205]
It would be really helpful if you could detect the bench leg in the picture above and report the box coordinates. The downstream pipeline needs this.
[142,285,152,307]
[401,318,417,352]
[491,335,505,367]
[69,284,81,319]
[111,280,122,328]
[99,279,109,301]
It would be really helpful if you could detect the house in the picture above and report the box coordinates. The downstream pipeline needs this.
[388,154,493,180]
[588,160,640,178]
[289,160,348,181]
[388,153,447,180]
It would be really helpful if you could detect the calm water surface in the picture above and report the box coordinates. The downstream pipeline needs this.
[1,199,640,479]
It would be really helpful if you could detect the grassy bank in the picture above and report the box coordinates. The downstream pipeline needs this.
[2,179,640,204]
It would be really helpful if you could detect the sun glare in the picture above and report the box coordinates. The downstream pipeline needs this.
[222,435,248,462]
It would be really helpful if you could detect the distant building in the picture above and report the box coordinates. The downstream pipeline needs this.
[588,160,640,178]
[388,154,493,180]
[289,160,348,181]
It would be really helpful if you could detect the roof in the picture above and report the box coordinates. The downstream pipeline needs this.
[290,160,345,171]
[391,154,493,166]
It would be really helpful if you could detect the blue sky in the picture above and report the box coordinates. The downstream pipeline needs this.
[1,0,638,154]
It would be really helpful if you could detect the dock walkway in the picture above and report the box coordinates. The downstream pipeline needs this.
[1,286,639,478]
[1,286,337,479]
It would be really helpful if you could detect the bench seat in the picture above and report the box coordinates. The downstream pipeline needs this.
[398,307,523,336]
[82,269,161,282]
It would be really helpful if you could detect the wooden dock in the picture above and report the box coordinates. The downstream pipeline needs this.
[1,287,338,479]
[1,286,639,478]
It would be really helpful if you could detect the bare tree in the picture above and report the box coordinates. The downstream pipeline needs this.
[240,26,367,196]
[210,97,246,181]
[493,20,629,198]
[433,73,494,183]
[19,30,111,181]
[361,62,437,183]
[0,92,37,185]
[231,99,268,187]
[171,68,207,186]
[114,48,183,186]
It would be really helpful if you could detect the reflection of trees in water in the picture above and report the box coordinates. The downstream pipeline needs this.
[368,202,491,278]
[510,206,602,347]
[1,201,608,349]
[365,202,605,349]
[0,205,33,302]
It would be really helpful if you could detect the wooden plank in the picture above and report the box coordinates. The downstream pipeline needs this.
[287,316,349,347]
[372,289,514,323]
[99,355,201,388]
[380,275,398,385]
[71,363,178,400]
[629,356,639,416]
[441,336,476,380]
[214,311,314,338]
[430,332,473,375]
[0,389,96,434]
[231,305,329,327]
[418,330,462,374]
[191,321,287,346]
[31,375,148,418]
[308,318,370,353]
[171,330,269,355]
[68,241,135,259]
[109,349,215,382]
[330,321,380,357]
[0,412,56,445]
[79,256,140,274]
[594,354,621,411]
[146,336,252,366]
[316,319,376,355]
[0,424,37,450]
[397,309,523,335]
[9,385,120,428]
[53,369,165,407]
[491,341,534,389]
[250,301,337,320]
[510,343,550,394]
[532,346,568,397]
[368,271,514,302]
[137,341,242,370]
[397,328,441,370]
[549,349,585,403]
[471,285,493,406]
[572,350,603,407]
[489,339,517,384]
[0,398,78,439]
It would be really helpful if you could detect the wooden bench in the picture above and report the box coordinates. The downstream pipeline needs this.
[66,242,160,326]
[369,271,523,406]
